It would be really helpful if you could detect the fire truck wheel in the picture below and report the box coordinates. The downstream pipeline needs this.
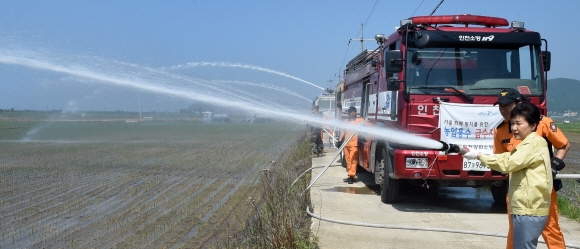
[490,181,507,204]
[378,147,400,203]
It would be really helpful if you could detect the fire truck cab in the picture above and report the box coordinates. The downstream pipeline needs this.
[312,89,337,120]
[340,14,551,203]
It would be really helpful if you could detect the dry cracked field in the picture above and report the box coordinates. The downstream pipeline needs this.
[0,120,306,248]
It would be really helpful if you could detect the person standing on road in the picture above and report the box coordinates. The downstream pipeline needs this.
[310,106,324,156]
[462,102,552,249]
[338,106,364,184]
[493,89,570,249]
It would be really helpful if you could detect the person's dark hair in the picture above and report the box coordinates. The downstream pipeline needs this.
[510,102,540,129]
[348,106,357,113]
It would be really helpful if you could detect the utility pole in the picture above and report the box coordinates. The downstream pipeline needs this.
[349,23,375,53]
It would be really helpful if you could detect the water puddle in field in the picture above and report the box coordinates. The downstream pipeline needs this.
[0,49,444,151]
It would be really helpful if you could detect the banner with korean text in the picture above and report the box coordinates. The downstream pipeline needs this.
[438,102,504,171]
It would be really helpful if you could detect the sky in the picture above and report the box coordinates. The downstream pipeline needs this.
[0,0,578,112]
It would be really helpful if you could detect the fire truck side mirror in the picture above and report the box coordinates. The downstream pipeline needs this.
[387,77,400,91]
[384,50,403,73]
[542,51,551,72]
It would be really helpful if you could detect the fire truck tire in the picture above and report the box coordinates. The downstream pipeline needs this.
[378,147,400,203]
[490,181,507,204]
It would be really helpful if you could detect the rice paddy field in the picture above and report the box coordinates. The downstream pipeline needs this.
[0,118,308,248]
[556,124,580,209]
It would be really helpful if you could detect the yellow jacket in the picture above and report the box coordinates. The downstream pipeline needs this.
[479,132,552,216]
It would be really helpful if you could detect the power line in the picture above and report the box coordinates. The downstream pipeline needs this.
[350,0,380,39]
[430,0,445,16]
[411,0,425,17]
[338,43,352,82]
[363,0,380,30]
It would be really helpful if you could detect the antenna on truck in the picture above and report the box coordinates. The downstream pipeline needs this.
[429,0,445,16]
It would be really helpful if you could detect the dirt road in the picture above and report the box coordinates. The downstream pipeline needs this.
[309,145,580,249]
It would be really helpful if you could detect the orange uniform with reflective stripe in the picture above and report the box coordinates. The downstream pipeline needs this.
[494,116,567,249]
[340,117,364,147]
[340,117,364,178]
[494,116,567,153]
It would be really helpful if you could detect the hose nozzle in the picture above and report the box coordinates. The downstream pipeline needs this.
[438,141,467,154]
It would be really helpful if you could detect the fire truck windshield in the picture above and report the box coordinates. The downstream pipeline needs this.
[405,45,543,96]
[317,99,335,112]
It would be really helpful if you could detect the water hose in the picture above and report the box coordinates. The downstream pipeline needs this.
[302,139,580,248]
[322,128,337,142]
[299,124,580,247]
[306,206,580,248]
[300,120,366,193]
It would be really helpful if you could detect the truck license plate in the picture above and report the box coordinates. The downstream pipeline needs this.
[462,159,490,171]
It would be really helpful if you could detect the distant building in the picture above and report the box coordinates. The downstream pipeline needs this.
[247,114,273,123]
[563,110,578,117]
[202,111,213,122]
[201,112,230,122]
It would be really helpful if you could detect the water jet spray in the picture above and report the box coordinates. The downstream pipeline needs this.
[0,50,448,152]
[167,61,325,90]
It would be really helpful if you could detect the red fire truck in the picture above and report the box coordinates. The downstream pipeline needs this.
[339,14,551,203]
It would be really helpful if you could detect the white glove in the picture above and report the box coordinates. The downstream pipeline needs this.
[463,151,481,160]
[460,146,480,160]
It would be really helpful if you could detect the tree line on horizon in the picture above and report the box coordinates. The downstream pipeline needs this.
[547,78,580,114]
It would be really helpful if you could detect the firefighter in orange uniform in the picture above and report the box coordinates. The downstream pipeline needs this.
[493,88,571,249]
[338,106,364,184]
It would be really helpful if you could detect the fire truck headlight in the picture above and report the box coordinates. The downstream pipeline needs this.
[406,158,428,168]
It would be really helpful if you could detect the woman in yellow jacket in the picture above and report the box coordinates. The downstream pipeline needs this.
[462,102,551,249]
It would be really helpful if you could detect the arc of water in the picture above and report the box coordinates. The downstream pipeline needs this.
[167,62,325,90]
[0,54,444,150]
[214,80,312,103]
[104,60,310,109]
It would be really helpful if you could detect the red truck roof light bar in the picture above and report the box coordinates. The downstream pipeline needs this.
[409,14,509,27]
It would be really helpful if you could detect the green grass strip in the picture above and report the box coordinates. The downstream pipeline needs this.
[558,196,580,222]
